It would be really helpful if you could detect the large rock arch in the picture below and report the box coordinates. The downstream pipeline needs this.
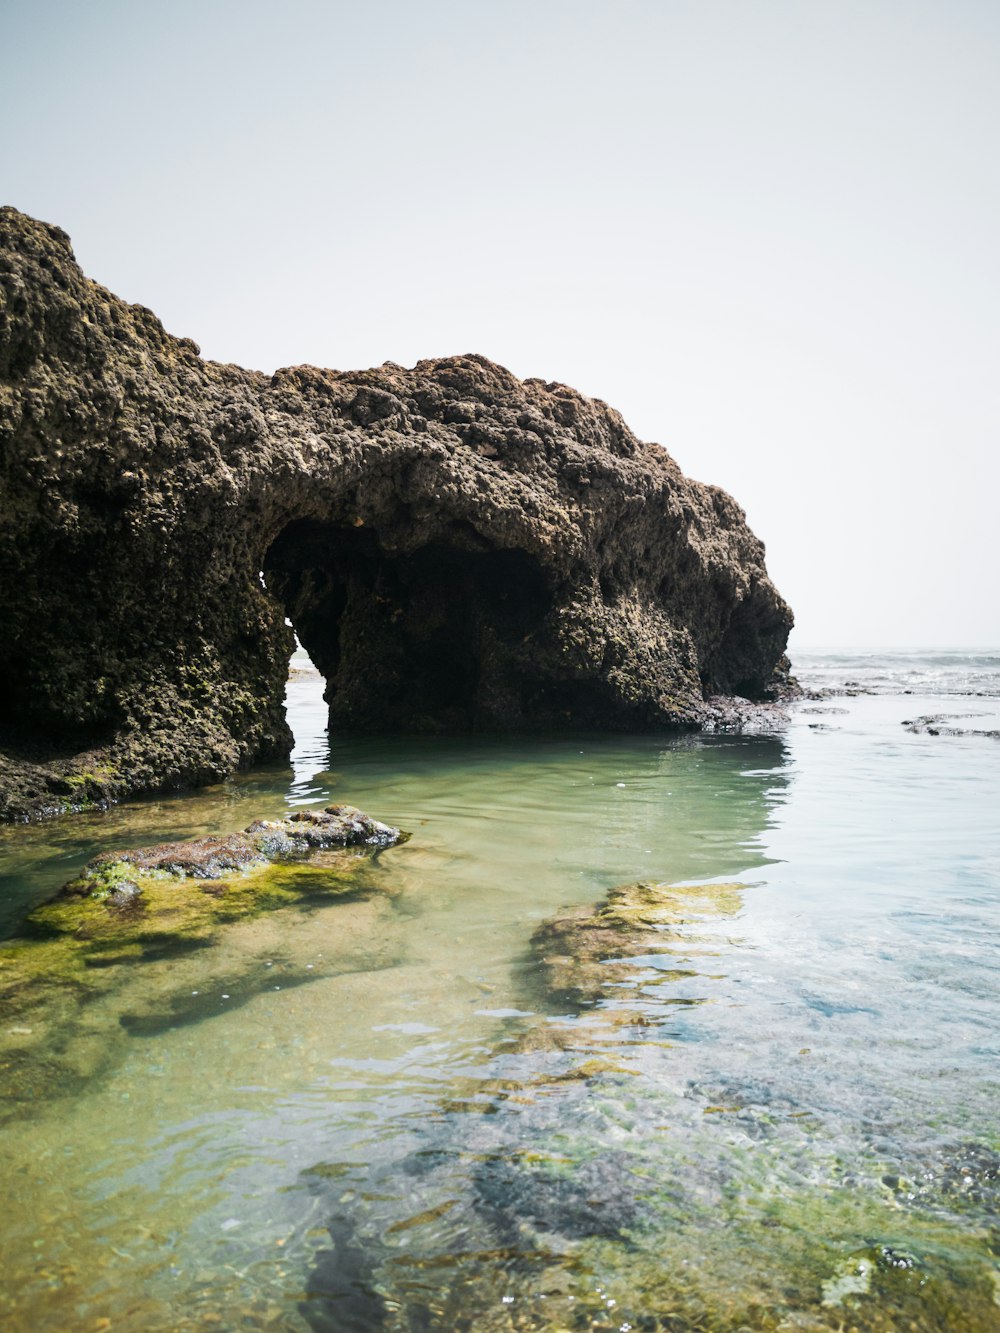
[0,208,793,819]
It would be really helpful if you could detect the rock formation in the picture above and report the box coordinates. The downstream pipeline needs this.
[0,207,793,820]
[530,878,745,1010]
[0,803,406,1112]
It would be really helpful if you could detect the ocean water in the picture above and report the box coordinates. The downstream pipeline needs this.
[0,649,997,1330]
[793,646,1000,702]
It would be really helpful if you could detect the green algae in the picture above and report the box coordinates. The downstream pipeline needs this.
[14,800,406,958]
[406,1105,1000,1332]
[312,1127,1000,1331]
[581,1109,999,1330]
[63,761,118,790]
[596,879,744,931]
[530,879,746,1013]
[31,853,375,947]
[555,1182,1000,1333]
[3,852,387,1008]
[0,828,405,1114]
[450,875,1000,1332]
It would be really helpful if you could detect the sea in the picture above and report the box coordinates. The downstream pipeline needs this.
[0,648,997,1331]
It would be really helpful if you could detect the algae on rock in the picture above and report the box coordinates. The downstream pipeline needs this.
[0,803,407,1112]
[296,876,1000,1333]
[531,878,745,1010]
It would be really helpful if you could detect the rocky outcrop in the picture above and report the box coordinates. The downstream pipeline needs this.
[902,713,1000,739]
[0,207,793,819]
[74,803,403,892]
[0,802,405,1110]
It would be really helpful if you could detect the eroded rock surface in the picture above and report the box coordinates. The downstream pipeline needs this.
[77,803,402,886]
[0,207,793,819]
[58,803,404,911]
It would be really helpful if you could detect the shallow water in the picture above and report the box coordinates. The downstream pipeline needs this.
[0,650,998,1330]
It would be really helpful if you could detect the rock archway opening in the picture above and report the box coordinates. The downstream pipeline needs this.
[261,519,558,736]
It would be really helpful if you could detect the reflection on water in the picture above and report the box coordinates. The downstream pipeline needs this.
[0,652,998,1329]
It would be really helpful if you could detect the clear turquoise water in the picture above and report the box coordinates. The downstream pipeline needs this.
[0,651,998,1330]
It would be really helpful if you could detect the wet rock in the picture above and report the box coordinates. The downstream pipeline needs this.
[86,832,266,883]
[0,809,406,1115]
[247,805,403,853]
[805,686,876,699]
[0,207,793,821]
[902,713,1000,739]
[106,878,142,912]
[71,804,404,892]
[531,880,743,1008]
[698,695,791,734]
[0,752,120,823]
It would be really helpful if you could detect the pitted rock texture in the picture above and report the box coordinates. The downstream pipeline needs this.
[69,804,404,895]
[0,207,793,820]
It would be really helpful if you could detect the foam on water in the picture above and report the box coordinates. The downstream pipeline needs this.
[794,644,1000,698]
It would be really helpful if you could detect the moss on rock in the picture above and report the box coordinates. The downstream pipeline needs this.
[531,879,744,1009]
[0,803,407,1110]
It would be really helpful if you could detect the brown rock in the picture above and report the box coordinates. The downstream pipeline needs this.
[0,208,793,820]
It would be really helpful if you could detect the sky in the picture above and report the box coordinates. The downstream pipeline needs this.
[2,0,998,647]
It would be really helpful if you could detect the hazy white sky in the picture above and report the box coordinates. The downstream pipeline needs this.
[3,0,997,646]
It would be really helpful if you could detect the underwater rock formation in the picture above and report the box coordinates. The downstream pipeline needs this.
[531,878,744,1008]
[0,207,793,819]
[0,803,405,1110]
[298,876,1000,1333]
[54,803,404,925]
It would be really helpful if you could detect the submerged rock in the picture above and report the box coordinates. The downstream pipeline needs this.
[902,713,1000,739]
[0,803,406,1110]
[531,879,744,1009]
[0,207,793,820]
[48,804,405,929]
[105,878,142,912]
[297,874,1000,1333]
[881,1139,1000,1218]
